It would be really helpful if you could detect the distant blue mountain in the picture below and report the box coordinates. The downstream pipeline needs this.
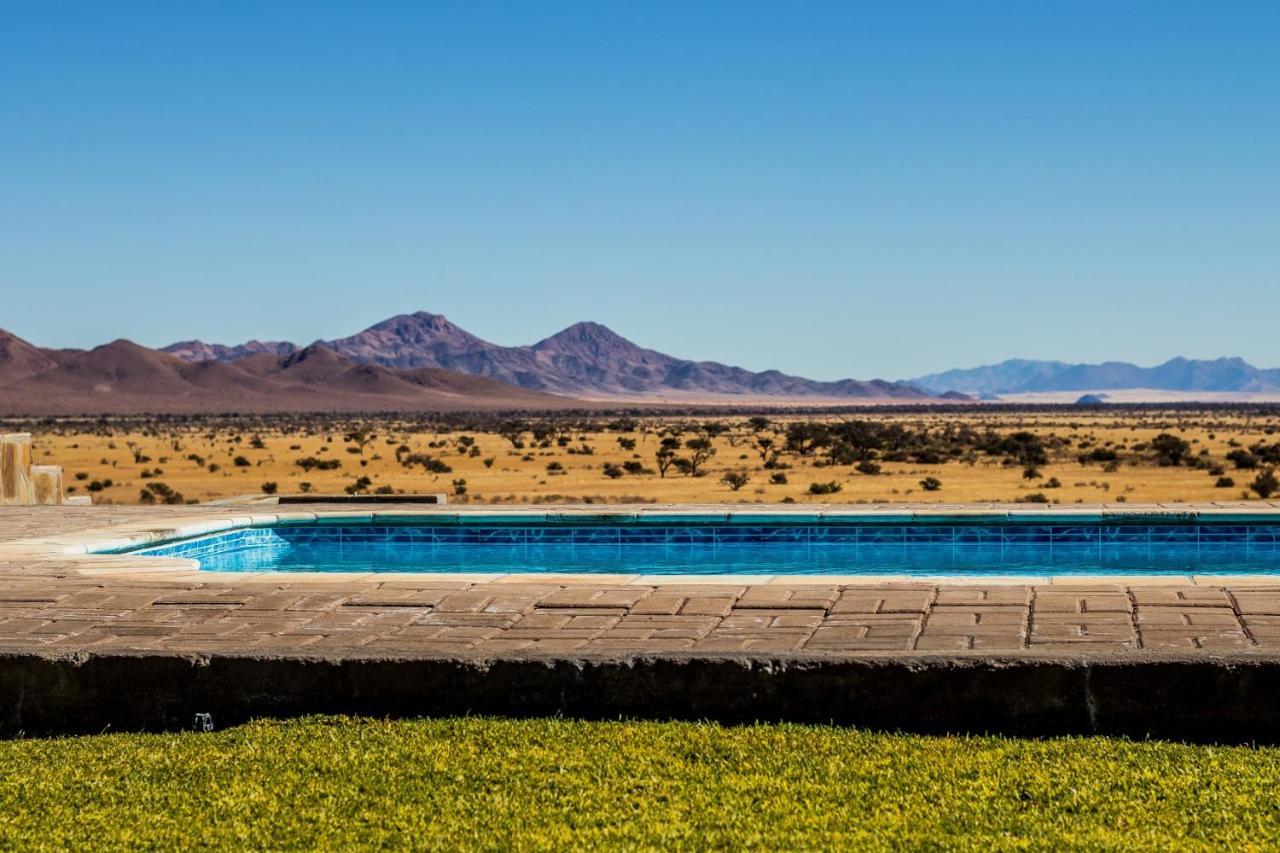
[910,357,1280,397]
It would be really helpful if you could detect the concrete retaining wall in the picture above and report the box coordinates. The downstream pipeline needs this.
[2,651,1279,742]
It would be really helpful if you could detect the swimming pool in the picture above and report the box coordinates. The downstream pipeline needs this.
[121,511,1280,577]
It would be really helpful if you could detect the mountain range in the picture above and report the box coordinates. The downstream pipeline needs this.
[0,312,930,415]
[0,329,574,415]
[162,311,929,402]
[910,357,1280,398]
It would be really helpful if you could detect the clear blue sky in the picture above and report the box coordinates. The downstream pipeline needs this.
[2,1,1277,380]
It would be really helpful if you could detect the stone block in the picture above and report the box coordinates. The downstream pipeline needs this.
[30,466,64,506]
[1,434,35,505]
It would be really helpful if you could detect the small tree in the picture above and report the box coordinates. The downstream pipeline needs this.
[679,437,716,477]
[655,436,681,478]
[720,470,750,491]
[498,421,527,449]
[343,427,375,456]
[753,435,781,466]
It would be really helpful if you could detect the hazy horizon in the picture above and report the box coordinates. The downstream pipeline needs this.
[4,1,1278,379]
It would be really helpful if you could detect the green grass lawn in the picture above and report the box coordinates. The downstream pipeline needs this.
[1,717,1278,850]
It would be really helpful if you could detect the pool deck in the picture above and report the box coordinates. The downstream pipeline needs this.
[7,501,1280,738]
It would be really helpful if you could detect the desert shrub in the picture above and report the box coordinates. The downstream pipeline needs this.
[139,482,185,505]
[720,470,750,491]
[1251,469,1279,499]
[622,461,653,475]
[483,457,495,468]
[919,476,942,492]
[233,456,251,468]
[808,481,842,496]
[402,454,451,473]
[1044,477,1062,488]
[452,479,468,496]
[1022,467,1041,480]
[1227,450,1259,470]
[546,461,564,473]
[987,431,1048,467]
[1216,477,1236,488]
[602,463,624,479]
[1078,447,1118,464]
[261,482,278,495]
[1150,434,1191,466]
[1022,492,1050,503]
[374,485,395,495]
[617,437,637,451]
[344,476,373,495]
[296,457,341,472]
[770,471,789,485]
[855,461,881,476]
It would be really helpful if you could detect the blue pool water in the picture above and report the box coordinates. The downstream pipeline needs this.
[127,519,1280,576]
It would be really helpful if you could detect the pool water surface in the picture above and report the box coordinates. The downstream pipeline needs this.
[125,518,1280,577]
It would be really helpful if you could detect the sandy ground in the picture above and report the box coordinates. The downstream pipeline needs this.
[18,409,1280,506]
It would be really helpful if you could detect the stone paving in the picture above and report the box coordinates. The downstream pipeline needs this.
[4,503,1280,660]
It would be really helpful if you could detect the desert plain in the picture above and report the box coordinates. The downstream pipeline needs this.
[7,407,1280,506]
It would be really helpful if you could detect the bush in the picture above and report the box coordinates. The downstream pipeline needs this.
[602,463,624,479]
[720,470,750,491]
[1022,492,1050,503]
[343,476,373,495]
[770,472,789,485]
[233,456,251,467]
[296,457,341,472]
[1150,434,1191,466]
[1215,477,1236,488]
[1227,450,1259,470]
[261,482,278,495]
[139,482,185,505]
[1251,469,1279,499]
[855,461,881,476]
[919,477,942,492]
[808,481,842,496]
[1044,477,1061,488]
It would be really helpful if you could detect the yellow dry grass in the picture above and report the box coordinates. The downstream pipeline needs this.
[22,410,1280,506]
